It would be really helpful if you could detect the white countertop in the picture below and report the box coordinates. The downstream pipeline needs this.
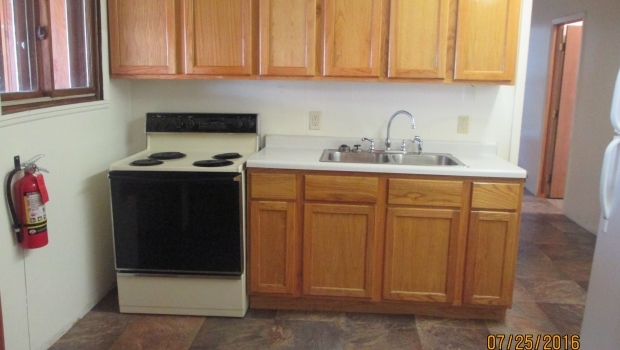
[247,135,527,179]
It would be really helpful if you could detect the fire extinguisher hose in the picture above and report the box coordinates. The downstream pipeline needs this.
[5,168,22,242]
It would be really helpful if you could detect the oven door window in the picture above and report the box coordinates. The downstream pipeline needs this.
[109,171,242,276]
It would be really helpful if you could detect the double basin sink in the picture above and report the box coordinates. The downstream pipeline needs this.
[319,150,466,167]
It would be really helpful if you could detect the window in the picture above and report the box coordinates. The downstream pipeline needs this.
[0,0,101,114]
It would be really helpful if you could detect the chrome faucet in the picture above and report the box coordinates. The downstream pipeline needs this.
[413,136,423,154]
[361,137,375,152]
[385,110,415,150]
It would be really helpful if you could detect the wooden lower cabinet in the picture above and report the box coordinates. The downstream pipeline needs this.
[383,208,460,303]
[249,200,297,295]
[248,168,523,319]
[463,211,519,306]
[303,203,377,299]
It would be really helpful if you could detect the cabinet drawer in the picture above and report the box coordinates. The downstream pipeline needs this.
[251,173,297,200]
[305,175,378,203]
[471,182,521,210]
[388,179,463,207]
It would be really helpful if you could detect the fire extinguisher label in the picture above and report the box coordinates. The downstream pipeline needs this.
[23,191,47,234]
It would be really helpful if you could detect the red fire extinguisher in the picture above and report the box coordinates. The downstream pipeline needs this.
[6,155,50,249]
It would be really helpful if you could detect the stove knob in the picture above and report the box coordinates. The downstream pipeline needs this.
[246,120,256,129]
[185,119,195,130]
[234,120,244,129]
[147,119,158,131]
[174,119,183,129]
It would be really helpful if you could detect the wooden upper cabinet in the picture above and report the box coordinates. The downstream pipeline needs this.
[387,0,450,79]
[259,0,316,76]
[108,0,177,75]
[323,0,383,77]
[454,0,521,82]
[183,0,252,75]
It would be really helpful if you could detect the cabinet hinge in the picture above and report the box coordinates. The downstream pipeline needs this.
[558,42,566,52]
[552,110,559,119]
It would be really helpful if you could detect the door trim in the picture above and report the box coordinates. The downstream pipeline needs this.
[537,16,584,198]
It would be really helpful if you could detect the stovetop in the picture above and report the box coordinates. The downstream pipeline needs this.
[109,113,260,173]
[111,150,253,173]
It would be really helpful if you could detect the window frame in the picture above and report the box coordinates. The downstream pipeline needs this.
[0,0,102,115]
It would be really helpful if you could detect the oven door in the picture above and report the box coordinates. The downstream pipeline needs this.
[109,171,243,276]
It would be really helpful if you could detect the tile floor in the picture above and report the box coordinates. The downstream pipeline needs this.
[51,192,596,350]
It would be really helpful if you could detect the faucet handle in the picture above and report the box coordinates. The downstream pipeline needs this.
[400,140,408,151]
[361,137,375,152]
[413,136,423,154]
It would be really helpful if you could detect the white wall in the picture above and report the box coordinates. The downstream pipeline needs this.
[0,2,134,349]
[131,81,516,158]
[518,0,620,233]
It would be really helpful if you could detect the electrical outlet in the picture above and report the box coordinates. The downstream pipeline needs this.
[309,111,321,130]
[457,116,469,134]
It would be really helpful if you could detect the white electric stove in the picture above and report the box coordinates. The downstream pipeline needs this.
[108,113,260,317]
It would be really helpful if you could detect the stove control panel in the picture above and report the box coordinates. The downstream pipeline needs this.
[146,113,259,134]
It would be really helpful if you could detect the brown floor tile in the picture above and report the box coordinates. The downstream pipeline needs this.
[414,315,487,329]
[550,220,593,235]
[417,325,489,350]
[344,312,416,325]
[537,244,595,261]
[537,303,585,335]
[110,315,204,350]
[270,319,345,350]
[486,301,559,335]
[517,244,552,262]
[552,260,593,282]
[512,279,536,302]
[562,231,597,246]
[343,322,422,350]
[190,317,276,350]
[522,202,563,214]
[49,311,136,350]
[518,279,587,304]
[516,258,569,281]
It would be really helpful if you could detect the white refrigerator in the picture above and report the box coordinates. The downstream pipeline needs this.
[580,68,620,349]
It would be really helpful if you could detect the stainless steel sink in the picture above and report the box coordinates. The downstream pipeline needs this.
[319,150,466,166]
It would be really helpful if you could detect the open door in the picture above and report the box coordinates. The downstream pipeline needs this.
[539,21,583,199]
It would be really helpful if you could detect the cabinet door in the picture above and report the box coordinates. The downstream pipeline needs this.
[383,208,459,303]
[387,0,450,79]
[250,201,297,294]
[108,0,177,75]
[323,0,383,77]
[463,211,519,306]
[303,203,377,298]
[183,0,252,75]
[259,0,316,76]
[454,0,521,81]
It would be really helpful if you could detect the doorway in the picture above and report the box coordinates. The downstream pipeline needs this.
[538,20,583,199]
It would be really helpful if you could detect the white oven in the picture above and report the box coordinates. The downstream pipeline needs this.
[108,113,259,317]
